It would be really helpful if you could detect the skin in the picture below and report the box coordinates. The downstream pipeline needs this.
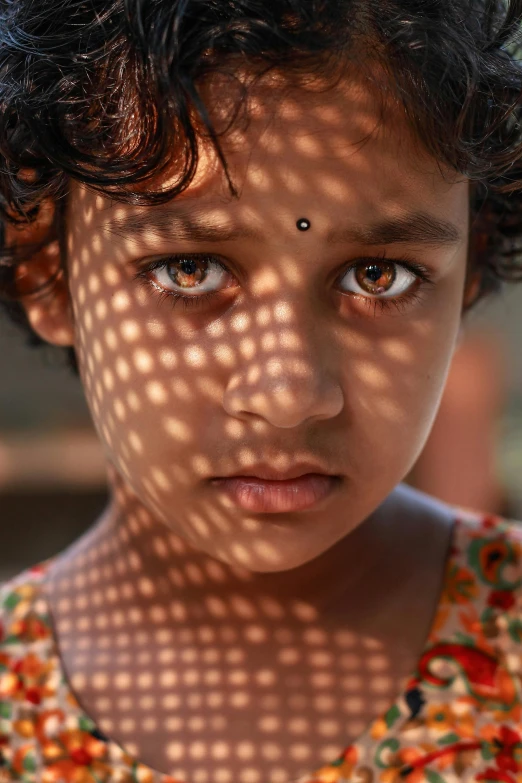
[411,329,507,513]
[17,69,474,780]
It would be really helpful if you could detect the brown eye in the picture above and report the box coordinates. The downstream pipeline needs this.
[166,258,208,289]
[339,259,417,299]
[355,262,395,295]
[144,255,237,297]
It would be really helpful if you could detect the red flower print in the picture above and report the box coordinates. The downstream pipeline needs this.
[488,590,516,611]
[24,686,41,705]
[477,725,522,782]
[43,729,111,783]
[477,768,516,783]
[29,563,47,576]
[494,726,520,773]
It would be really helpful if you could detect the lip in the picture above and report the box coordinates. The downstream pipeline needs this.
[213,462,334,481]
[209,471,341,514]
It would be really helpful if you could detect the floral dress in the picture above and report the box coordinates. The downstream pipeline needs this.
[0,511,522,783]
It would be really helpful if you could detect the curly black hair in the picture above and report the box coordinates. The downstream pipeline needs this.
[1,0,522,372]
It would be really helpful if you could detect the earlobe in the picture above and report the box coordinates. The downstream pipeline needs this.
[9,212,75,348]
[21,270,75,347]
[462,269,482,311]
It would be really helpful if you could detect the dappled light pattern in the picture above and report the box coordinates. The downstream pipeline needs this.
[46,496,401,782]
[44,479,456,782]
[38,70,471,781]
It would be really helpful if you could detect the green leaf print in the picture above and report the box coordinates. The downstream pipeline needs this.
[425,770,446,783]
[508,618,522,643]
[454,631,475,646]
[0,702,12,719]
[480,606,496,625]
[385,704,401,728]
[3,593,21,611]
[375,738,400,769]
[79,715,96,732]
[2,635,23,645]
[22,753,36,772]
[438,732,461,745]
[481,742,495,760]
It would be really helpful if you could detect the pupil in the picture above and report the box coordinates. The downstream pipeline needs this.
[180,259,197,275]
[366,265,382,283]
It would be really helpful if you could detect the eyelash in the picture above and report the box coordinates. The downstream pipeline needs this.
[133,251,435,316]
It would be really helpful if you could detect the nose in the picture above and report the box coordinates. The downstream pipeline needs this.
[222,318,344,429]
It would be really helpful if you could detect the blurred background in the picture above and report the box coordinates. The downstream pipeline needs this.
[1,283,522,581]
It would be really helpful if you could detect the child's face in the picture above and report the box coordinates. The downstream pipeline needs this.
[63,71,470,571]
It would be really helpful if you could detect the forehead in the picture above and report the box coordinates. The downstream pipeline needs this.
[72,68,469,231]
[196,67,463,195]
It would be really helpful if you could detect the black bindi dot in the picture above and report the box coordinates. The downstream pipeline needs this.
[296,218,311,232]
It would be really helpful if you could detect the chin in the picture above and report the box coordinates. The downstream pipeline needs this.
[225,535,342,574]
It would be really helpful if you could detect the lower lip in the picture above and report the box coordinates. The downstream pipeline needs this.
[209,474,340,513]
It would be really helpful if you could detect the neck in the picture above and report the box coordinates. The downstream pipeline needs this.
[48,467,448,634]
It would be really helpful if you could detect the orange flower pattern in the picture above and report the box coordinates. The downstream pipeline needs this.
[0,513,522,782]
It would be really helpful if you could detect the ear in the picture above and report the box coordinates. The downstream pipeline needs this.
[462,268,482,311]
[456,263,482,354]
[8,204,75,347]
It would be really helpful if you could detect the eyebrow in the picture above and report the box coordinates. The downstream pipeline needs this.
[102,207,463,249]
[327,211,463,248]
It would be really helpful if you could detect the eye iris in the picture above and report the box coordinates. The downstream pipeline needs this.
[167,258,205,288]
[356,262,395,294]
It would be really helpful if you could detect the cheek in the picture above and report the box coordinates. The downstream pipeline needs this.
[346,287,463,478]
[351,349,450,466]
[69,277,224,506]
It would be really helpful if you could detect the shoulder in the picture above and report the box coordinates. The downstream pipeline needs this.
[393,484,522,585]
[452,508,522,593]
[392,485,522,623]
[433,508,522,654]
[0,561,56,698]
[0,562,57,778]
[0,562,117,781]
[0,562,53,648]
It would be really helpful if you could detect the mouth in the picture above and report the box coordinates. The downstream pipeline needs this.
[209,465,341,513]
[212,462,336,482]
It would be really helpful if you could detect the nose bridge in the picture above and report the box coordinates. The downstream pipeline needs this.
[222,300,344,428]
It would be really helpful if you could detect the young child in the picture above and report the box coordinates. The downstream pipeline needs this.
[1,0,522,781]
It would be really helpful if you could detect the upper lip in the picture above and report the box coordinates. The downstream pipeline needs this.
[212,462,336,481]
